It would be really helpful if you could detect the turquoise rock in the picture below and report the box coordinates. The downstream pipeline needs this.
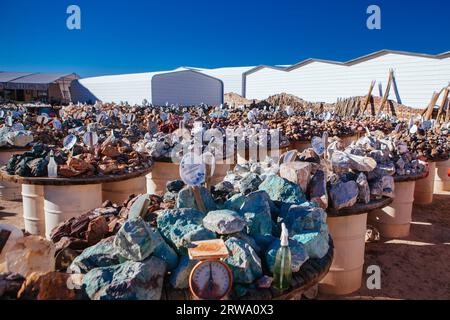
[253,234,277,254]
[157,208,216,255]
[169,256,198,289]
[176,186,217,212]
[224,193,246,212]
[233,284,248,297]
[238,173,262,195]
[239,191,272,236]
[224,237,263,284]
[113,217,162,261]
[203,210,246,234]
[68,237,121,274]
[292,225,329,259]
[83,256,166,300]
[226,232,262,255]
[265,239,309,273]
[152,231,179,271]
[280,205,327,236]
[127,194,151,220]
[258,175,307,205]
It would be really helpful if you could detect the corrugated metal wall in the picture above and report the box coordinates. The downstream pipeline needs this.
[70,72,156,105]
[199,66,254,96]
[151,70,223,106]
[245,53,450,109]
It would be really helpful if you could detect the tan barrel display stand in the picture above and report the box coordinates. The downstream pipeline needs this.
[0,147,31,200]
[236,145,289,165]
[368,173,425,238]
[146,159,234,196]
[0,167,152,238]
[320,197,393,295]
[414,162,436,204]
[434,158,450,192]
[102,176,146,204]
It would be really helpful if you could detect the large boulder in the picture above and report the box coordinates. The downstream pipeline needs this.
[280,204,326,236]
[223,238,262,284]
[292,224,330,259]
[307,169,328,209]
[203,210,246,235]
[83,257,166,300]
[258,175,307,205]
[329,180,359,210]
[113,217,162,261]
[238,173,262,195]
[279,162,312,193]
[239,191,273,236]
[169,256,198,289]
[157,208,216,255]
[68,237,121,274]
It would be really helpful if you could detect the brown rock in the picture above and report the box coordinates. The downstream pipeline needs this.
[17,272,83,300]
[86,216,108,245]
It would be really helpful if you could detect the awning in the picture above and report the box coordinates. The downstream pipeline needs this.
[0,72,78,90]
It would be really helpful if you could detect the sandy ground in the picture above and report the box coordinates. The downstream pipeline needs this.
[1,190,449,300]
[319,190,450,300]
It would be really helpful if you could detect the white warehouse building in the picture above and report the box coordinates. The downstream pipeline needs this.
[70,50,450,108]
[243,50,450,109]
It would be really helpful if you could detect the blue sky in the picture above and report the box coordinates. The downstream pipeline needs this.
[1,0,449,77]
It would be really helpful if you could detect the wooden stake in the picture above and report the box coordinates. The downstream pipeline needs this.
[436,86,449,123]
[424,91,441,120]
[361,80,376,114]
[192,186,207,213]
[379,70,393,115]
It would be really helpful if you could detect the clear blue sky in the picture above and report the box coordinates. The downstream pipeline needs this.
[1,0,449,77]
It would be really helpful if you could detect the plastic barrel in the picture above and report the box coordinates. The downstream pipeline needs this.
[434,159,450,192]
[368,180,415,238]
[319,213,367,295]
[21,184,45,236]
[0,150,25,200]
[414,162,436,204]
[146,162,181,196]
[102,176,147,204]
[43,184,102,239]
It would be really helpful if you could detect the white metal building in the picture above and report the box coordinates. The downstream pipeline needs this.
[151,70,223,106]
[70,68,224,106]
[199,66,255,96]
[244,50,450,109]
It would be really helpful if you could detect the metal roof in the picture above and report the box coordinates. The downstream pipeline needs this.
[8,72,77,84]
[244,49,450,76]
[0,72,35,83]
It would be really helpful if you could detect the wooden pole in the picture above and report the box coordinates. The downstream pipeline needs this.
[379,69,393,115]
[423,91,441,120]
[436,86,449,123]
[361,80,376,115]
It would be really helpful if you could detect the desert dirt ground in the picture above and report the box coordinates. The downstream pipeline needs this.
[1,190,449,300]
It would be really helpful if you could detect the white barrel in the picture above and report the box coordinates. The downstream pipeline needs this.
[21,184,45,236]
[414,162,436,204]
[0,150,25,200]
[102,176,147,204]
[146,162,181,196]
[43,184,102,239]
[319,213,367,295]
[368,180,415,238]
[434,159,450,192]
